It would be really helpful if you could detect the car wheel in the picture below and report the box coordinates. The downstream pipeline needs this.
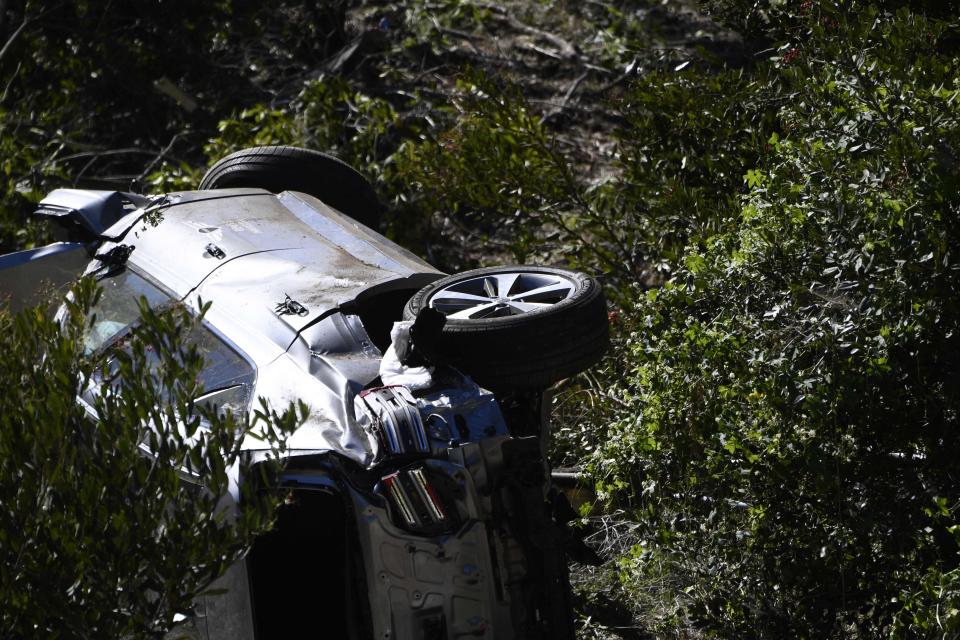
[403,266,609,390]
[199,145,381,229]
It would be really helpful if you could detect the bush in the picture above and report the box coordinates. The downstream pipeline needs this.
[589,3,960,637]
[0,279,302,637]
[204,76,400,181]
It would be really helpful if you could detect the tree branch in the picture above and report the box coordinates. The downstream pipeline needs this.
[0,11,30,64]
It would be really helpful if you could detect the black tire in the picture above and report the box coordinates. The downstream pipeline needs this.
[199,145,381,229]
[403,266,609,391]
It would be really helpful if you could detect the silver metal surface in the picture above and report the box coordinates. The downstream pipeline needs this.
[347,461,512,640]
[427,271,576,319]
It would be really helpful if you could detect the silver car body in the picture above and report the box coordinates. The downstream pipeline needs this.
[2,187,578,640]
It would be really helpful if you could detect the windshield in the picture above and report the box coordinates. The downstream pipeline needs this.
[83,267,255,414]
[83,268,171,355]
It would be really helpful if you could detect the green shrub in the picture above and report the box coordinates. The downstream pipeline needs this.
[589,3,960,636]
[205,76,400,180]
[0,279,303,637]
[393,71,581,266]
[394,63,777,294]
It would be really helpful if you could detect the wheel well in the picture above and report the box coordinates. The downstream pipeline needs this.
[352,287,422,352]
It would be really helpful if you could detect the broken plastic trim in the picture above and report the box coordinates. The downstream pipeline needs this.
[35,189,151,241]
[204,243,226,259]
[357,386,429,456]
[91,244,135,280]
[275,293,309,317]
[94,244,135,266]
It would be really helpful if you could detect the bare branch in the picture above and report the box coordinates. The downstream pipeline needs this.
[137,132,186,181]
[0,11,30,64]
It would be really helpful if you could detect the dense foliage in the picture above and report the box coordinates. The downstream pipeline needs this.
[2,0,959,637]
[587,4,960,638]
[0,280,302,637]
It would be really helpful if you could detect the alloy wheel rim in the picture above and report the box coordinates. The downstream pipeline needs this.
[427,271,576,319]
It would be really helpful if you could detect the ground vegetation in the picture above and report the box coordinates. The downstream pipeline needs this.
[0,279,302,637]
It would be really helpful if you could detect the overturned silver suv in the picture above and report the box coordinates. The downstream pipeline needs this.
[0,147,608,640]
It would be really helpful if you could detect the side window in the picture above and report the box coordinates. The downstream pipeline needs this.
[86,268,255,415]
